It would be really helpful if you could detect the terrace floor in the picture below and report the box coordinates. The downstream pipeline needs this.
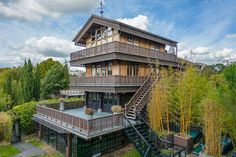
[63,108,111,119]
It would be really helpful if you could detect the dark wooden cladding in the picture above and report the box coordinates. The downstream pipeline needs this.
[73,15,177,47]
[70,41,177,64]
[70,75,147,87]
[35,105,124,139]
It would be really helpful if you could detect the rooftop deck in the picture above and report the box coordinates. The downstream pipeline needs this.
[33,101,124,139]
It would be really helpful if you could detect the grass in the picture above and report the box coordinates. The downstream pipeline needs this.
[122,148,141,157]
[26,138,44,148]
[25,138,63,157]
[0,144,21,157]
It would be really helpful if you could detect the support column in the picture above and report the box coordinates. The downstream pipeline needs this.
[38,124,42,139]
[66,133,72,157]
[85,92,88,107]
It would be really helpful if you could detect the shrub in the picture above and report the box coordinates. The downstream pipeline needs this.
[7,101,37,135]
[111,105,122,113]
[58,98,65,103]
[0,112,13,142]
[85,108,94,115]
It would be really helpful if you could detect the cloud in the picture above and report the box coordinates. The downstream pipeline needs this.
[225,33,236,39]
[24,36,81,57]
[0,36,82,67]
[0,0,99,21]
[178,46,235,64]
[116,15,149,30]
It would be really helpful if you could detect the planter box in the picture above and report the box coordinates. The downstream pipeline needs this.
[174,134,193,153]
[162,133,174,143]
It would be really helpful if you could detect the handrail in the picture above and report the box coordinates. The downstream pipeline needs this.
[123,114,151,157]
[137,112,186,156]
[125,76,151,115]
[70,41,177,62]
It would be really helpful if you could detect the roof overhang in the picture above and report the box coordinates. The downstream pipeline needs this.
[73,15,177,47]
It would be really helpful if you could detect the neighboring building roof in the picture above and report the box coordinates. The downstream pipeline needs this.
[73,15,177,47]
[60,90,85,96]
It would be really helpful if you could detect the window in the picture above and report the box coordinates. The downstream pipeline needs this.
[151,44,160,51]
[127,63,139,76]
[127,36,138,46]
[107,27,112,36]
[92,65,96,76]
[127,36,133,44]
[108,63,112,75]
[96,65,101,76]
[101,64,106,76]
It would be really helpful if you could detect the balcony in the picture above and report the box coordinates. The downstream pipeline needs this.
[33,101,124,139]
[70,41,177,64]
[70,75,147,87]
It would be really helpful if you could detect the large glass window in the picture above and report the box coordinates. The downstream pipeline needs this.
[96,65,101,76]
[107,63,112,75]
[127,64,139,76]
[92,65,96,76]
[101,64,106,76]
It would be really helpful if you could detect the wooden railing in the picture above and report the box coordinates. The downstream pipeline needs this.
[70,75,147,86]
[70,41,177,62]
[35,105,124,138]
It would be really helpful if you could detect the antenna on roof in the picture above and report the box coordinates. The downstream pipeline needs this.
[99,1,104,17]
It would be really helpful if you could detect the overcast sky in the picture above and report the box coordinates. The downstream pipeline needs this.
[0,0,236,67]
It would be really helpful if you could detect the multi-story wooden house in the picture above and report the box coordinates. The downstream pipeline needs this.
[33,15,186,157]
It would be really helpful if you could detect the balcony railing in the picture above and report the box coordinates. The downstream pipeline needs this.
[70,75,147,86]
[70,41,177,62]
[34,104,124,139]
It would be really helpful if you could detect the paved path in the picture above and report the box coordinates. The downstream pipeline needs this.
[13,142,46,157]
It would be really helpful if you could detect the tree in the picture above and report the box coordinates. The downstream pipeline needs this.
[41,64,69,99]
[39,58,60,79]
[172,65,207,134]
[0,112,12,142]
[148,68,174,134]
[33,64,41,101]
[3,74,12,96]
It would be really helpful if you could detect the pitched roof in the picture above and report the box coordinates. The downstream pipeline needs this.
[73,15,177,47]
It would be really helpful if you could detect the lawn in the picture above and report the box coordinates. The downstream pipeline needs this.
[0,144,21,157]
[122,148,141,157]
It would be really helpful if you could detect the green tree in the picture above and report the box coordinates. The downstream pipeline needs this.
[0,112,12,142]
[41,64,69,99]
[3,74,12,96]
[39,58,60,79]
[33,64,41,101]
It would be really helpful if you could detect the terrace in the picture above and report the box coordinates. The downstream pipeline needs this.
[70,41,178,66]
[33,101,124,139]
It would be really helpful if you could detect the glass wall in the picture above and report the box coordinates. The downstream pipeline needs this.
[77,130,126,157]
[87,92,119,113]
[41,125,66,156]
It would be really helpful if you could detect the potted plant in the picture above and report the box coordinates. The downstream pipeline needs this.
[59,98,65,111]
[111,105,122,114]
[85,108,94,118]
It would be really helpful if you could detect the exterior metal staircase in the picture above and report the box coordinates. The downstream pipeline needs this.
[125,76,158,120]
[124,75,186,157]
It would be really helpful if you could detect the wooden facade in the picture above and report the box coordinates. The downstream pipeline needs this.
[34,15,181,157]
